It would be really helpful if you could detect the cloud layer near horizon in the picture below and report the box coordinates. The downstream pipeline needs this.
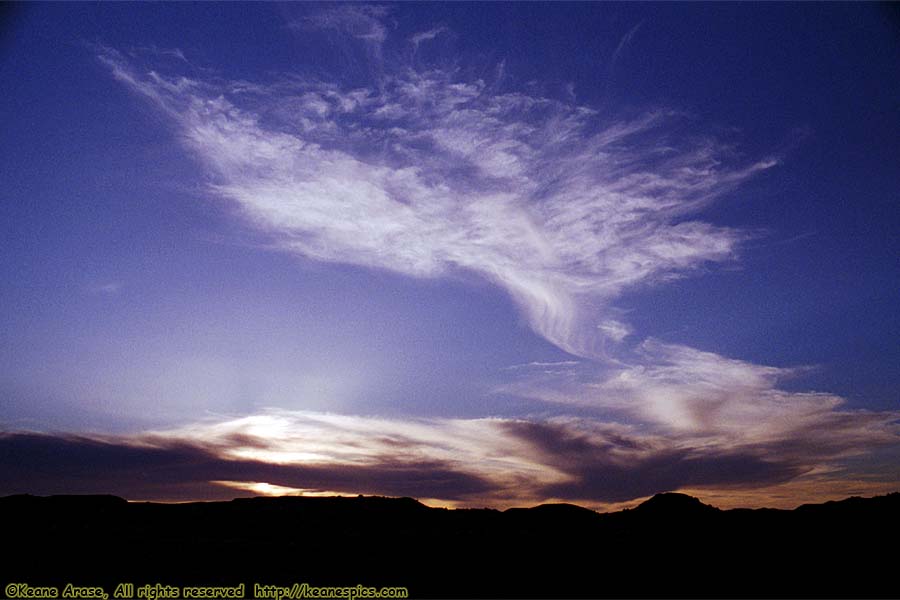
[2,407,897,508]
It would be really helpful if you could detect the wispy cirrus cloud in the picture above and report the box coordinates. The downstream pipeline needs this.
[97,41,773,358]
[410,27,449,52]
[291,5,391,44]
[608,21,644,80]
[500,339,899,449]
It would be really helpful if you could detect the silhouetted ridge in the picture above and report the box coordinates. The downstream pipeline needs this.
[1,491,897,598]
[1,493,128,506]
[632,491,719,515]
[503,502,604,534]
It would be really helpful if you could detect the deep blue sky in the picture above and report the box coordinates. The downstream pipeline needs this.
[0,3,897,507]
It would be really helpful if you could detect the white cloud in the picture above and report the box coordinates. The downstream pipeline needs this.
[410,27,449,50]
[597,319,632,342]
[98,45,772,359]
[500,339,899,455]
[293,5,391,44]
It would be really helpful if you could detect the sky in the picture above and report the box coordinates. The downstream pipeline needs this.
[1,2,898,510]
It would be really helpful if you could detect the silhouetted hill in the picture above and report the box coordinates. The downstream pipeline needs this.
[631,491,719,516]
[1,492,897,598]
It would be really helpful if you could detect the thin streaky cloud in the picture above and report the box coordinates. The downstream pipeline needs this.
[609,21,644,75]
[497,339,899,452]
[410,27,449,52]
[292,5,391,44]
[503,361,582,371]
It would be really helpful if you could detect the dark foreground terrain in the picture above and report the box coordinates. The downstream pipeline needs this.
[1,491,897,598]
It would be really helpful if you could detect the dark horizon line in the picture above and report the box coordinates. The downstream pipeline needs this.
[5,488,899,514]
